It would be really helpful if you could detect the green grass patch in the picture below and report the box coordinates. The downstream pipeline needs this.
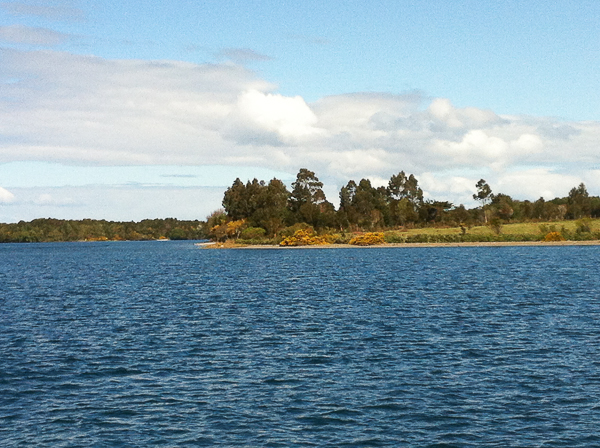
[383,219,600,243]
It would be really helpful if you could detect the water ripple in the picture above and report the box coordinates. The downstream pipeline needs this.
[1,242,600,446]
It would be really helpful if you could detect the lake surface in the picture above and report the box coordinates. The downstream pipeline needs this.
[1,241,600,447]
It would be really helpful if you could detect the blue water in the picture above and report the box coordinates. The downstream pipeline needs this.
[1,242,600,447]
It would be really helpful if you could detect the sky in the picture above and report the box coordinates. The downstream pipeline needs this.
[0,0,599,222]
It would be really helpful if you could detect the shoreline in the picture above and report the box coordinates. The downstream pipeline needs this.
[199,240,600,249]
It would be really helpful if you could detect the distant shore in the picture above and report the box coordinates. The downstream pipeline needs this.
[199,240,600,249]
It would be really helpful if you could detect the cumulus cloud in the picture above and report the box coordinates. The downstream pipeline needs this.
[223,89,322,145]
[0,24,71,46]
[1,48,599,212]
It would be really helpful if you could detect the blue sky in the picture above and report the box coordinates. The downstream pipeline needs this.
[0,0,599,222]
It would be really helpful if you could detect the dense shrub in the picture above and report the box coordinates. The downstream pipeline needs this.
[575,218,592,234]
[279,229,329,246]
[349,232,385,246]
[543,231,565,242]
[539,224,556,235]
[383,231,406,243]
[240,227,266,240]
[326,233,351,244]
[489,218,503,234]
[566,231,600,241]
[280,223,314,238]
[237,238,279,245]
[494,233,539,242]
[383,232,542,244]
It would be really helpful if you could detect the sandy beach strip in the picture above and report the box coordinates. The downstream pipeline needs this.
[199,240,600,249]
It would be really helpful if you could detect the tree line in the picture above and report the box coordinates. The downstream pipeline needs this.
[2,169,598,243]
[0,218,205,243]
[209,168,600,240]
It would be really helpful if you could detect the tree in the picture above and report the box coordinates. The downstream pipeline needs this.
[491,193,514,221]
[251,178,290,236]
[353,179,386,229]
[222,178,248,221]
[289,169,325,209]
[338,179,390,230]
[473,179,493,205]
[591,197,600,218]
[288,168,332,227]
[338,180,358,228]
[387,171,423,226]
[567,182,591,219]
[388,171,423,205]
[206,209,229,241]
[395,198,419,226]
[532,197,547,220]
[473,179,493,223]
[426,201,454,224]
[512,199,533,221]
[447,204,472,229]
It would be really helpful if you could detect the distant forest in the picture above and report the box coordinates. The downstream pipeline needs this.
[207,168,600,241]
[0,218,205,243]
[1,168,599,243]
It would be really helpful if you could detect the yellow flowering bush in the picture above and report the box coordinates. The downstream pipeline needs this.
[543,231,565,242]
[349,232,385,246]
[279,229,329,246]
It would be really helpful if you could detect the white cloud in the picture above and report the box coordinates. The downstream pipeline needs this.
[1,48,599,221]
[33,193,75,206]
[496,169,581,201]
[0,48,274,165]
[420,173,475,195]
[317,149,390,176]
[428,98,463,128]
[583,170,600,193]
[434,130,510,169]
[428,98,502,130]
[510,133,543,155]
[0,187,16,203]
[419,169,585,207]
[365,175,389,189]
[226,89,322,144]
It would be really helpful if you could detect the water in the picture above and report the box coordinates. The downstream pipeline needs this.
[1,241,600,447]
